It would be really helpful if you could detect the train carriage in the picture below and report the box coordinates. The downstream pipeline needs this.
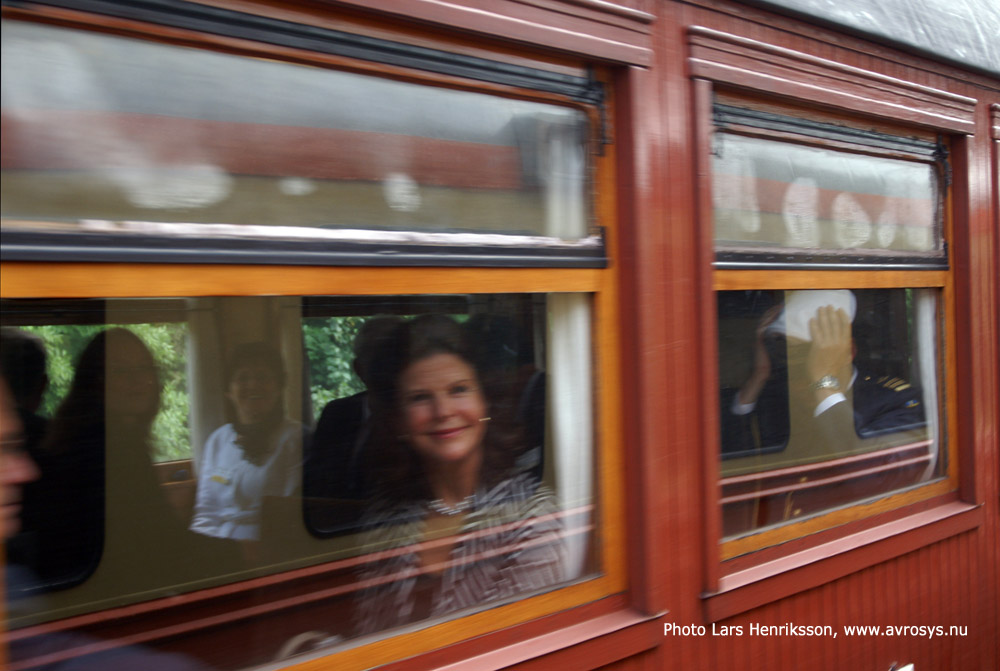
[1,0,997,670]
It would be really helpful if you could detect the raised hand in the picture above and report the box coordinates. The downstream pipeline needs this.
[806,305,852,387]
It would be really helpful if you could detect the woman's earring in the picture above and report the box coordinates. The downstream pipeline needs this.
[478,417,491,423]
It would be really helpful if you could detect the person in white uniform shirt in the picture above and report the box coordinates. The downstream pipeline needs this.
[190,342,302,542]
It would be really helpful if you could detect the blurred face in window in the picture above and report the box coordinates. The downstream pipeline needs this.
[106,332,160,424]
[399,352,487,469]
[227,363,281,425]
[1,376,38,538]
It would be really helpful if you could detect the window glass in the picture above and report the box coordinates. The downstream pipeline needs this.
[1,293,596,669]
[717,289,943,538]
[16,322,190,463]
[713,133,943,257]
[1,21,590,242]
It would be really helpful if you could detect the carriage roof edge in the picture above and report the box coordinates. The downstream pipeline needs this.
[735,0,1000,78]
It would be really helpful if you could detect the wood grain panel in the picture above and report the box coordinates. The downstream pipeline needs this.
[688,26,978,133]
[301,0,654,65]
[695,531,985,670]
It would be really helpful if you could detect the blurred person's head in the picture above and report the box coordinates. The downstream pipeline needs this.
[225,342,286,427]
[1,374,39,538]
[0,327,49,414]
[103,329,161,425]
[43,329,162,457]
[352,316,403,389]
[67,329,161,428]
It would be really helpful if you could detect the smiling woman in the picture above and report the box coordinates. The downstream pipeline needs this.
[399,352,489,483]
[353,314,566,635]
[368,316,499,504]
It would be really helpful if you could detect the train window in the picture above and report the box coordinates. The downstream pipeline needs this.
[2,292,599,668]
[710,99,955,557]
[1,2,623,666]
[717,288,943,538]
[712,104,947,267]
[1,19,602,266]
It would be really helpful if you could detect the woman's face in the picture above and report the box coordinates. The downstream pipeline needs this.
[226,363,281,425]
[398,352,488,468]
[105,334,160,422]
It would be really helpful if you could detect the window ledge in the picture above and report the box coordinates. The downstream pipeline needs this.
[703,500,982,621]
[415,607,663,671]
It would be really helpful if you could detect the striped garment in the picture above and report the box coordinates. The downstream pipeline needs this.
[353,472,566,636]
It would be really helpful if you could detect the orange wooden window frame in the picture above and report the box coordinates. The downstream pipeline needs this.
[0,269,628,671]
[0,7,629,671]
[712,269,959,561]
[689,31,973,574]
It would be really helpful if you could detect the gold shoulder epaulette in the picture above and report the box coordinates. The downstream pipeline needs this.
[878,376,910,391]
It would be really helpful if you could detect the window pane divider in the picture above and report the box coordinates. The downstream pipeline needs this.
[0,263,605,298]
[714,258,949,271]
[0,229,608,269]
[713,269,948,290]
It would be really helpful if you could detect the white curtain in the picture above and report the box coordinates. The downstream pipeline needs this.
[541,117,587,240]
[185,298,226,472]
[915,289,941,481]
[547,293,593,580]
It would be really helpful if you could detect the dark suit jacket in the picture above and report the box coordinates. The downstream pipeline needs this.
[303,392,370,536]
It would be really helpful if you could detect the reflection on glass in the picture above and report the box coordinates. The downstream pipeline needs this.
[305,315,401,532]
[351,315,564,634]
[12,321,190,463]
[717,289,941,538]
[2,293,595,669]
[713,133,942,255]
[1,21,589,240]
[190,343,303,543]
